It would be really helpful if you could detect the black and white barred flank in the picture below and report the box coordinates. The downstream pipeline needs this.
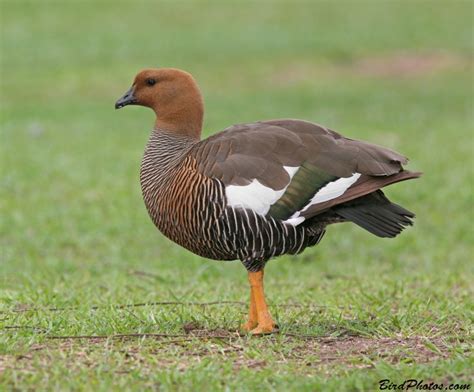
[140,130,326,272]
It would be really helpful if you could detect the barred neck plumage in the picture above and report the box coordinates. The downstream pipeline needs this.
[140,129,198,191]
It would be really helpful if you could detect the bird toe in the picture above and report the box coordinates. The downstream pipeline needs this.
[249,323,279,335]
[240,320,258,332]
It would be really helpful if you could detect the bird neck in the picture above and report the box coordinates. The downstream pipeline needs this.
[153,91,204,140]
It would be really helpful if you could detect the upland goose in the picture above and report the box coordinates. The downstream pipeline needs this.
[116,68,420,334]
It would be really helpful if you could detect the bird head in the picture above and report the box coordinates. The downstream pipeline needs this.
[115,68,204,138]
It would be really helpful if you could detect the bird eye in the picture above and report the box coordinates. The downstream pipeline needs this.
[146,78,156,86]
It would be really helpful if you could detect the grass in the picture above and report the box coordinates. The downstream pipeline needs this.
[1,1,473,391]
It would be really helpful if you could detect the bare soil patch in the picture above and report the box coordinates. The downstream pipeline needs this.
[353,52,469,77]
[1,330,453,376]
[268,52,470,86]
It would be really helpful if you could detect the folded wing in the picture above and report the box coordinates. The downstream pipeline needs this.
[191,119,420,225]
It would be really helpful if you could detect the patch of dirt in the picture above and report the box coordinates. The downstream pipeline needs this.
[353,52,469,78]
[1,332,454,376]
[289,335,450,371]
[268,52,470,86]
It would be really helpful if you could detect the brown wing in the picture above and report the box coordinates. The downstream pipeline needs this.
[190,119,419,221]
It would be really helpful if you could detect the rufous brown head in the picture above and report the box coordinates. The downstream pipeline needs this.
[116,68,204,139]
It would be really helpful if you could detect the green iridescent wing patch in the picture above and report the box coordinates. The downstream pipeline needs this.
[268,163,338,220]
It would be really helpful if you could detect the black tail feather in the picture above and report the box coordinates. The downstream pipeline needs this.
[334,190,415,238]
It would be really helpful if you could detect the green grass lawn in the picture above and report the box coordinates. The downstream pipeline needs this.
[1,1,473,391]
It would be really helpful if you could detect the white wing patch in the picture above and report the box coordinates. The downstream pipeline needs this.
[283,166,299,178]
[282,216,305,226]
[283,173,361,226]
[225,166,299,216]
[302,173,361,208]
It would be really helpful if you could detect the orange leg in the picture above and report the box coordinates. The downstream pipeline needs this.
[240,286,258,331]
[244,270,278,335]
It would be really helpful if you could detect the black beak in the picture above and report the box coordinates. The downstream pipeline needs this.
[115,86,137,109]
